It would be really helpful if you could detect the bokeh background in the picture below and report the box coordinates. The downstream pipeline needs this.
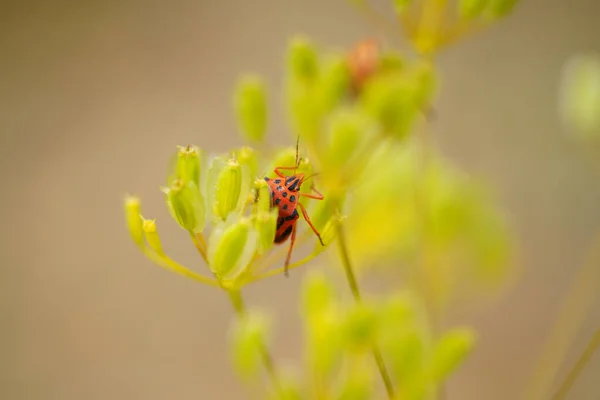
[2,0,600,399]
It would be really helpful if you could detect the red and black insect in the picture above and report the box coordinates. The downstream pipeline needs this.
[347,38,380,94]
[263,141,325,276]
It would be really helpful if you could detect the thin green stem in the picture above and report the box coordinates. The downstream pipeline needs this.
[141,247,219,287]
[551,329,600,400]
[245,251,319,284]
[227,289,281,390]
[335,222,395,399]
[525,230,600,400]
[189,231,209,264]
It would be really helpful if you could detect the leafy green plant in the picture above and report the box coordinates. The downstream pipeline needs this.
[123,1,539,399]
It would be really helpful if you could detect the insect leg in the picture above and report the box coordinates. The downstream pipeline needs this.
[298,190,324,200]
[284,223,298,277]
[274,165,297,178]
[298,203,325,246]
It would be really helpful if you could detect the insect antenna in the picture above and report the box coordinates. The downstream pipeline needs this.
[293,135,300,175]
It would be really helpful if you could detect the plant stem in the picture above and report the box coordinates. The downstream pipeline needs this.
[551,329,600,400]
[189,231,209,264]
[141,247,219,287]
[227,289,281,390]
[335,222,396,399]
[524,230,600,400]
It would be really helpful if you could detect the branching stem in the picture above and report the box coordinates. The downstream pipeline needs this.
[336,222,395,399]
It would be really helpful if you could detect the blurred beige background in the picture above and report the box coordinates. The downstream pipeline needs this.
[1,0,600,399]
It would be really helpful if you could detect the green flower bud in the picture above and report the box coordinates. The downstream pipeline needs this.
[288,36,318,81]
[267,374,303,400]
[410,59,438,109]
[208,218,257,279]
[141,217,164,255]
[430,328,476,382]
[335,364,374,400]
[326,108,373,171]
[343,303,378,352]
[253,178,272,214]
[560,53,600,139]
[234,75,268,143]
[230,310,270,381]
[167,145,201,187]
[379,51,404,73]
[302,271,335,317]
[287,79,320,142]
[393,0,412,13]
[234,146,259,180]
[459,0,488,19]
[318,54,351,113]
[214,160,243,221]
[485,0,519,19]
[361,72,420,140]
[255,209,278,254]
[124,195,144,247]
[163,179,206,233]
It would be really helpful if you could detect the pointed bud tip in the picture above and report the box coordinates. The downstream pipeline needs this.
[141,217,157,233]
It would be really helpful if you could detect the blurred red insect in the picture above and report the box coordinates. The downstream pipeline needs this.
[263,139,325,276]
[347,38,381,93]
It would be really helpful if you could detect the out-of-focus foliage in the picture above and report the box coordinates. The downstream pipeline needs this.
[559,53,600,140]
[230,272,476,399]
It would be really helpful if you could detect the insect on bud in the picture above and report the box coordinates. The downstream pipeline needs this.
[175,145,201,186]
[209,218,257,279]
[163,179,205,233]
[124,195,144,247]
[234,75,268,143]
[141,216,164,256]
[348,39,380,92]
[214,160,243,221]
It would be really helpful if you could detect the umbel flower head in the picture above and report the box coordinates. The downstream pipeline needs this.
[124,36,440,290]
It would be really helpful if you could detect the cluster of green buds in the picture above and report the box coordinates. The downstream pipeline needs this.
[231,271,476,399]
[125,139,341,290]
[284,35,436,198]
[385,0,520,54]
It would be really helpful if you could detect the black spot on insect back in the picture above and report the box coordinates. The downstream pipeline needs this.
[289,195,295,202]
[283,204,288,210]
[276,186,283,191]
[275,179,281,184]
[275,198,281,205]
[264,177,270,182]
[282,192,288,197]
